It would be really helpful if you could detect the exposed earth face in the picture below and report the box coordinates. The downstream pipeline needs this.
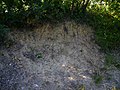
[0,21,120,90]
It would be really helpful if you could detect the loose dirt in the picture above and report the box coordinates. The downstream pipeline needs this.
[0,21,120,90]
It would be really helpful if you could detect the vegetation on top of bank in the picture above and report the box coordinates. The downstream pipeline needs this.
[0,0,120,50]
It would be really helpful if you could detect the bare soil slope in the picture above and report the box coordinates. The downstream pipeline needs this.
[0,21,120,90]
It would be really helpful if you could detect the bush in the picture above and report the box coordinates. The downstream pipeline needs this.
[83,11,120,51]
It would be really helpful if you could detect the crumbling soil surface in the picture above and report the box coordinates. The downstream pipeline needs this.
[0,21,120,90]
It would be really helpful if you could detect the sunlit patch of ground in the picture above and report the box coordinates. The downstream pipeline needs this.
[0,21,120,90]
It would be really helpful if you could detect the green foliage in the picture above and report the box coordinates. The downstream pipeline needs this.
[83,11,120,50]
[0,51,4,56]
[78,84,85,90]
[0,0,91,26]
[36,53,43,59]
[108,0,120,20]
[0,0,120,50]
[0,24,10,43]
[105,54,120,69]
[85,0,120,50]
[105,54,115,67]
[93,74,103,84]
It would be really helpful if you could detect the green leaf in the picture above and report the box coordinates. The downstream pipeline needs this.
[36,53,43,59]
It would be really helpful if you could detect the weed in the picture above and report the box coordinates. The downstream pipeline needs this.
[0,51,4,56]
[36,53,43,59]
[111,86,120,90]
[105,54,120,70]
[105,54,115,67]
[78,84,85,90]
[93,74,103,84]
[0,24,10,44]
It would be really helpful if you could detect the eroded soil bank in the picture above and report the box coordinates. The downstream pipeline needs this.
[0,21,120,90]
